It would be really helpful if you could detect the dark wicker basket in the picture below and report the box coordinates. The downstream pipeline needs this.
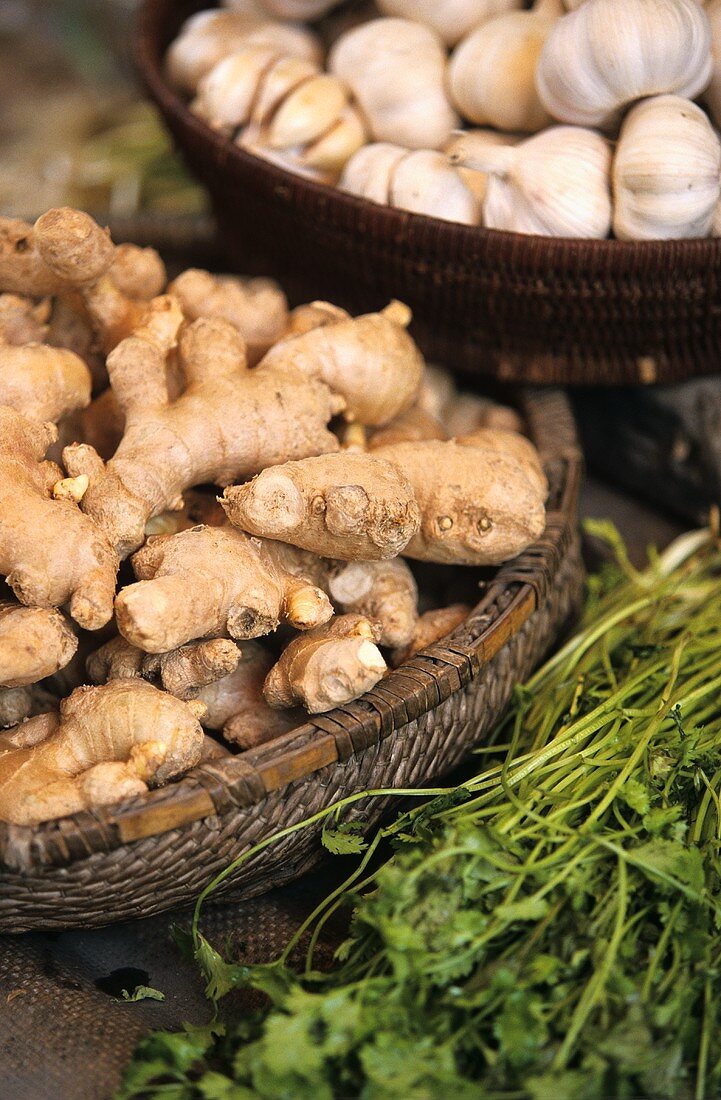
[0,390,581,933]
[136,0,721,388]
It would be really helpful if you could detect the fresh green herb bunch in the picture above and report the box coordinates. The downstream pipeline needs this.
[121,527,721,1100]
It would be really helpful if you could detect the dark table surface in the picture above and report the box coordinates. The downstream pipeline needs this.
[0,478,686,1100]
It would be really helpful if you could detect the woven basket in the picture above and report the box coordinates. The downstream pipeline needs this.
[136,0,721,389]
[0,390,581,933]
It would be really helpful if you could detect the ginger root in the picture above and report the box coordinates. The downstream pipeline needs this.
[115,525,333,653]
[224,437,546,566]
[0,599,77,688]
[0,680,204,825]
[0,293,50,345]
[265,544,419,648]
[0,409,118,628]
[196,641,305,749]
[264,614,387,713]
[373,440,546,565]
[456,427,548,497]
[391,603,470,667]
[87,633,240,701]
[0,342,91,424]
[169,268,288,365]
[222,452,420,560]
[0,210,114,297]
[0,685,56,729]
[258,300,424,425]
[368,405,447,449]
[64,317,343,557]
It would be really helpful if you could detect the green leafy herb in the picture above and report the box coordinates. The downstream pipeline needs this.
[119,528,721,1100]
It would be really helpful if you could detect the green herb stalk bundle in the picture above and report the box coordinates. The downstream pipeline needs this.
[121,526,721,1100]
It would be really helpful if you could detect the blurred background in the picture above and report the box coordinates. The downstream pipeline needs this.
[0,0,207,220]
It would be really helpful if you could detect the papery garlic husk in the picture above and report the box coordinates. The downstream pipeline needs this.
[444,130,520,203]
[339,142,407,203]
[453,125,612,237]
[340,143,481,223]
[375,0,522,46]
[166,9,321,94]
[328,18,460,150]
[241,105,368,181]
[195,46,368,181]
[537,0,713,129]
[613,95,721,241]
[449,0,563,133]
[705,0,721,129]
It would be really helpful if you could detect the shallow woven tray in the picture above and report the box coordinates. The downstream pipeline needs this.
[0,389,582,933]
[136,0,721,388]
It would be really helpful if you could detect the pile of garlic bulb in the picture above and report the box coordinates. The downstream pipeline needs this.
[166,0,721,240]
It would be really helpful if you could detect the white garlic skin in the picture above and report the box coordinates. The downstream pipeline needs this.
[166,10,320,94]
[537,0,713,129]
[449,1,563,133]
[340,142,408,204]
[478,126,612,237]
[194,47,366,181]
[340,143,480,224]
[375,0,522,46]
[329,18,460,150]
[613,95,721,241]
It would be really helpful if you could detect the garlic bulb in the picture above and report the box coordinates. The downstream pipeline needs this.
[329,18,460,150]
[194,48,367,182]
[537,0,713,129]
[705,0,721,128]
[375,0,522,47]
[613,96,721,241]
[449,0,563,133]
[341,143,480,224]
[166,10,321,94]
[443,130,519,204]
[451,125,612,237]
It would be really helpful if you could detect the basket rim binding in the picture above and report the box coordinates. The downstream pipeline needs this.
[135,0,721,269]
[0,389,581,872]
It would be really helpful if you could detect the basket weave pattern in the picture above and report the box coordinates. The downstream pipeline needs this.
[0,390,582,932]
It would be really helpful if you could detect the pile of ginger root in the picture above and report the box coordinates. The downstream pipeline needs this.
[0,206,547,828]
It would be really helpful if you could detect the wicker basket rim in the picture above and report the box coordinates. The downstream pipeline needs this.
[0,390,581,868]
[136,0,721,268]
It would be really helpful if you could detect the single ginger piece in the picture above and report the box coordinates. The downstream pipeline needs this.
[0,408,118,628]
[0,599,77,688]
[258,300,424,425]
[115,524,333,653]
[64,317,343,557]
[225,439,546,566]
[264,614,387,714]
[0,680,204,826]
